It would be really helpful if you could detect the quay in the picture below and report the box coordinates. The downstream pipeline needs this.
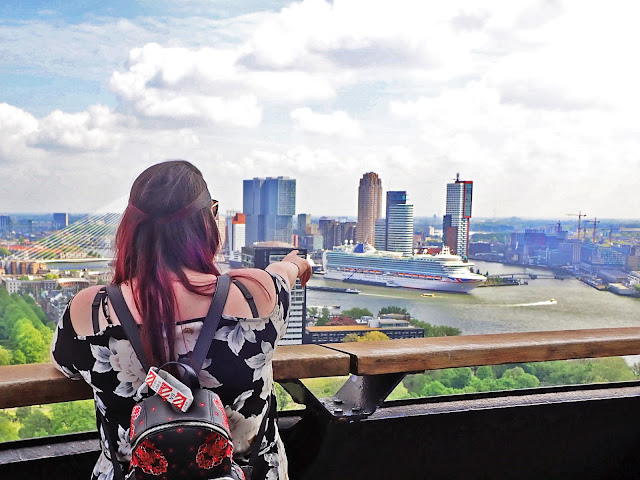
[306,285,360,294]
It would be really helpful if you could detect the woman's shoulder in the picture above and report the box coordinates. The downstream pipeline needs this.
[68,284,111,336]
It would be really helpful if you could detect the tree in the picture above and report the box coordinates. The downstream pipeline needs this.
[44,273,59,279]
[438,367,473,389]
[476,365,495,380]
[360,331,390,342]
[11,318,48,363]
[307,306,318,317]
[0,411,19,442]
[341,307,372,320]
[422,381,453,397]
[500,367,540,389]
[18,409,52,439]
[378,306,409,317]
[0,247,9,257]
[315,307,330,326]
[11,349,26,365]
[50,401,96,435]
[0,346,11,365]
[403,374,429,396]
[275,383,295,411]
[586,357,636,383]
[409,319,461,337]
[342,333,361,343]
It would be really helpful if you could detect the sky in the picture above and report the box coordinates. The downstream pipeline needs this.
[0,0,639,219]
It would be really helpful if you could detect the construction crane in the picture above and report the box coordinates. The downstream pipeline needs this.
[589,218,600,242]
[566,212,587,240]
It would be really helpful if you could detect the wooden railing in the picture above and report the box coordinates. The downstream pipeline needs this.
[2,327,640,409]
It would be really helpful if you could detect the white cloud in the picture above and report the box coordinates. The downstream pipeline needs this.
[290,107,362,137]
[0,103,38,139]
[28,105,123,151]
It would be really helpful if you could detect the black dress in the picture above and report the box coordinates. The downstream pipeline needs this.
[51,272,291,480]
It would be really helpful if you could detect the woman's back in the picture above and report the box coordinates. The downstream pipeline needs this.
[52,270,292,480]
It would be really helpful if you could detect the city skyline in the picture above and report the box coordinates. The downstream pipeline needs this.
[1,1,640,219]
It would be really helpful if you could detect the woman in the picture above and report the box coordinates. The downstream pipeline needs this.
[51,160,311,480]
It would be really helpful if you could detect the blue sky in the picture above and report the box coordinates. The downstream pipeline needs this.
[1,0,639,219]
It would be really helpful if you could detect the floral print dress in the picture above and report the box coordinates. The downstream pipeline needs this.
[51,272,291,480]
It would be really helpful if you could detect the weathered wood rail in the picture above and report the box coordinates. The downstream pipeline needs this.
[2,327,640,409]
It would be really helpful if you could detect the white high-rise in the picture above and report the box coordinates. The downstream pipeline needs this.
[443,174,473,257]
[385,191,414,255]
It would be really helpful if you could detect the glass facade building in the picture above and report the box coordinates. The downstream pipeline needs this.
[243,177,296,246]
[443,175,473,257]
[384,191,414,255]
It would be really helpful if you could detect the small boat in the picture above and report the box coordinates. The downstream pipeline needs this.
[421,293,435,297]
[345,288,361,294]
[331,305,341,309]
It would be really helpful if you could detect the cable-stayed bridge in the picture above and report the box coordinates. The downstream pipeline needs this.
[7,213,121,263]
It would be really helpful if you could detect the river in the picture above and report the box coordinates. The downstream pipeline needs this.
[306,261,640,335]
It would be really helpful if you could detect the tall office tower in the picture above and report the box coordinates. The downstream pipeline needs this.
[297,214,311,236]
[443,173,473,257]
[318,218,337,250]
[356,172,383,246]
[241,243,307,345]
[385,191,414,255]
[52,213,68,230]
[226,212,246,254]
[243,177,296,246]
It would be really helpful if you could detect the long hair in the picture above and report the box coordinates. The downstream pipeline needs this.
[113,160,221,366]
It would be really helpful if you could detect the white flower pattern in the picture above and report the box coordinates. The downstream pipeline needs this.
[92,454,115,480]
[214,316,266,355]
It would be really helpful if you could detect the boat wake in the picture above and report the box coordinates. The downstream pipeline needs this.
[506,300,558,307]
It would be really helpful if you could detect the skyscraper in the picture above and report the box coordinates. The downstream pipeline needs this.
[243,177,296,246]
[356,172,383,246]
[241,244,307,345]
[385,191,414,254]
[226,212,246,254]
[443,174,473,257]
[52,213,68,230]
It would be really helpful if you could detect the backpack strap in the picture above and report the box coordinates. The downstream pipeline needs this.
[106,284,149,373]
[190,274,231,373]
[91,287,107,334]
[232,279,259,318]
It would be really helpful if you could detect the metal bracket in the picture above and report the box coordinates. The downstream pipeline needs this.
[281,373,405,421]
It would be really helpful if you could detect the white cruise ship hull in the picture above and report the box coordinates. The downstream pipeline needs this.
[323,270,483,293]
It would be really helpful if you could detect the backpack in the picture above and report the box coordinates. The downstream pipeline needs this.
[100,275,269,480]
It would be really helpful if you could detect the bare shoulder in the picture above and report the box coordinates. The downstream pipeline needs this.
[229,268,273,285]
[69,285,106,335]
[228,269,278,317]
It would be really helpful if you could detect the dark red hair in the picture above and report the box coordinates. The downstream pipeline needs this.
[113,160,221,366]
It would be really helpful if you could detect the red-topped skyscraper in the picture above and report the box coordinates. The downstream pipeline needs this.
[443,173,473,257]
[356,172,383,246]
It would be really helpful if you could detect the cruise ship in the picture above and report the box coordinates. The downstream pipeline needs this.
[322,243,486,293]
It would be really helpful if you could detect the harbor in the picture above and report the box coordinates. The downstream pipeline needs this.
[306,260,640,336]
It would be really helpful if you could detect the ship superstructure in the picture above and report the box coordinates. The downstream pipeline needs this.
[322,242,486,293]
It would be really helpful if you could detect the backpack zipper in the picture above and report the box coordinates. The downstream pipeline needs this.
[133,421,231,450]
